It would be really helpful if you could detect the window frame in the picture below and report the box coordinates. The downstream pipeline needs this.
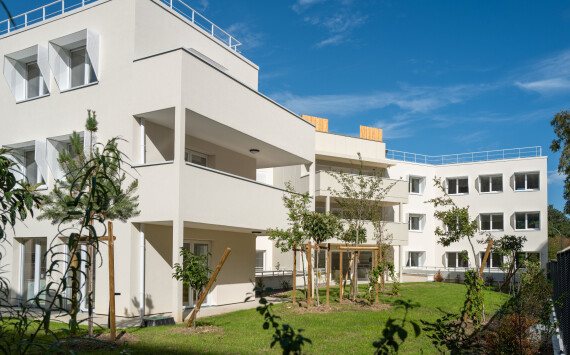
[185,149,209,167]
[514,211,540,231]
[479,174,503,194]
[479,213,504,232]
[479,251,503,269]
[446,177,469,195]
[514,172,540,191]
[406,251,424,268]
[25,61,48,100]
[408,175,425,195]
[446,252,469,268]
[515,252,541,268]
[255,250,265,271]
[69,46,96,89]
[408,214,425,232]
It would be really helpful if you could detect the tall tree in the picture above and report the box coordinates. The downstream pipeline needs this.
[547,204,570,259]
[327,153,394,300]
[551,110,570,214]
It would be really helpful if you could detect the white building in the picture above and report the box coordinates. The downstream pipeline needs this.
[0,0,315,322]
[256,115,548,283]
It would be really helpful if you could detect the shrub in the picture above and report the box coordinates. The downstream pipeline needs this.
[485,313,539,355]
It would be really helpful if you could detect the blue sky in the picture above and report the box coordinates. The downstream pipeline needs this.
[2,0,570,210]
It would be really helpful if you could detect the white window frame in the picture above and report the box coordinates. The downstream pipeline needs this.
[25,61,48,100]
[406,251,424,268]
[479,174,503,193]
[255,250,266,271]
[408,175,425,195]
[479,213,504,232]
[514,212,540,231]
[3,45,50,102]
[69,46,95,89]
[446,252,469,268]
[182,240,212,308]
[514,172,540,191]
[446,177,469,195]
[185,149,209,167]
[408,214,425,232]
[479,251,503,269]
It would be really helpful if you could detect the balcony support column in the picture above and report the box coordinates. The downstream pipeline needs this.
[171,218,184,322]
[307,163,316,210]
[325,195,330,213]
[398,203,404,223]
[399,245,404,280]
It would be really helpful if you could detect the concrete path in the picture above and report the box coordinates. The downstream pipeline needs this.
[48,296,286,329]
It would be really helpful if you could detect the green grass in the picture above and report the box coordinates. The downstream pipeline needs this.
[106,282,508,354]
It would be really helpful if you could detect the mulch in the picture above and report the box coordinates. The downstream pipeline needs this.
[67,331,139,351]
[169,325,224,335]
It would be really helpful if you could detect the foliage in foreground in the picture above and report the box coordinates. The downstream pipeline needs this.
[373,299,421,354]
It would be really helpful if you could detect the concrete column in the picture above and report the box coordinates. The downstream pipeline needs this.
[172,218,184,322]
[307,163,316,210]
[399,245,405,280]
[398,203,404,223]
[325,195,330,213]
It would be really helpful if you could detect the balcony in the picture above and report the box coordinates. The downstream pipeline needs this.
[326,221,408,246]
[315,131,391,167]
[314,171,408,204]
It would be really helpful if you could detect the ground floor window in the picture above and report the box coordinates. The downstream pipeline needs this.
[182,240,211,308]
[515,252,540,268]
[446,252,469,268]
[330,250,373,282]
[406,251,424,267]
[20,238,47,304]
[479,252,503,268]
[255,250,265,271]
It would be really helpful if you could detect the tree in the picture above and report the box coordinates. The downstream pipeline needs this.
[490,234,527,292]
[327,153,394,300]
[551,110,570,214]
[268,182,311,299]
[547,204,570,259]
[429,178,480,270]
[39,110,139,336]
[172,248,212,328]
[302,211,341,305]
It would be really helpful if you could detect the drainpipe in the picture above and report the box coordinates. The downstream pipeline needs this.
[140,118,146,164]
[139,224,145,321]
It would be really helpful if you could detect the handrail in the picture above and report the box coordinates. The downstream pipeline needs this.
[386,146,542,165]
[1,0,243,53]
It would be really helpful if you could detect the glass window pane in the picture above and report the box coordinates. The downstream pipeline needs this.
[515,213,526,229]
[447,253,456,268]
[448,179,457,194]
[493,214,504,230]
[26,62,40,98]
[515,174,526,190]
[492,253,502,268]
[410,216,420,231]
[458,178,469,193]
[480,214,491,230]
[191,154,208,167]
[71,48,86,88]
[410,178,420,193]
[459,253,468,267]
[527,213,540,229]
[491,176,503,192]
[255,251,264,269]
[25,150,38,185]
[527,173,539,190]
[480,176,490,192]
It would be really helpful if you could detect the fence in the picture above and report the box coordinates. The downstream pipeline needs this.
[550,247,570,352]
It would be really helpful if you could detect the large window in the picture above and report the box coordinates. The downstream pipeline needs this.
[26,62,48,99]
[479,174,502,193]
[446,252,469,268]
[515,212,540,230]
[408,214,425,232]
[514,172,539,191]
[406,252,424,267]
[479,213,504,231]
[447,177,469,195]
[255,251,265,271]
[479,252,503,268]
[409,176,425,194]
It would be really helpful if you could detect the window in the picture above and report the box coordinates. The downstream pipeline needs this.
[515,252,540,268]
[24,150,40,185]
[480,252,503,268]
[406,252,424,267]
[4,45,50,102]
[514,172,539,191]
[49,29,99,91]
[515,212,540,230]
[408,214,425,232]
[255,251,265,270]
[479,174,502,193]
[185,149,209,167]
[409,176,425,194]
[447,177,469,195]
[446,252,469,268]
[479,213,504,231]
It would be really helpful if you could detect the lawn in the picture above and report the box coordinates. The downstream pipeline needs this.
[92,282,508,354]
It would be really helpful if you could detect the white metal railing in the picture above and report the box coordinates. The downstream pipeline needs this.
[255,269,293,277]
[1,0,243,53]
[159,0,242,52]
[386,146,542,165]
[0,0,99,36]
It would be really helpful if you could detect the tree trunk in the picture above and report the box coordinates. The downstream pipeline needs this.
[353,229,359,301]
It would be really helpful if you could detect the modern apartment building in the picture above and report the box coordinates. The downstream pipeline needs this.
[256,116,548,283]
[0,0,316,322]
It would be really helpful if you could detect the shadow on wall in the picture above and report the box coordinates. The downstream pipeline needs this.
[125,294,154,317]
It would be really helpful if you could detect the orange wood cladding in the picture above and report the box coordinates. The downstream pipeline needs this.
[360,126,383,141]
[301,114,329,132]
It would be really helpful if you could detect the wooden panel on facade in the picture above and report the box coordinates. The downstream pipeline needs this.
[360,126,382,142]
[301,114,329,132]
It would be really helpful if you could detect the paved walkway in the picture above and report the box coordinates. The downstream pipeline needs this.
[48,296,285,329]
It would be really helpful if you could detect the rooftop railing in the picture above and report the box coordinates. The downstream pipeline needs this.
[0,0,243,52]
[386,146,543,165]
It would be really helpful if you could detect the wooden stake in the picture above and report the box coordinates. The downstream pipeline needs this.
[306,242,312,309]
[108,222,116,341]
[339,249,343,303]
[479,240,494,278]
[70,242,79,336]
[185,248,231,327]
[326,243,331,306]
[293,242,297,304]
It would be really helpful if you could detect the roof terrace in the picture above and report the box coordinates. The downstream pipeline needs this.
[386,146,543,165]
[0,0,242,52]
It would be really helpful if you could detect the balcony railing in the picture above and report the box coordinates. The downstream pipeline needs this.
[0,0,99,36]
[386,146,543,165]
[1,0,243,53]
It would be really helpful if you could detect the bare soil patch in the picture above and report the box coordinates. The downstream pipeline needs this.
[68,331,139,351]
[170,325,224,335]
[287,299,391,314]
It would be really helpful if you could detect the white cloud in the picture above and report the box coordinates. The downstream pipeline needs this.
[194,0,208,12]
[514,50,570,94]
[371,118,414,140]
[226,23,263,50]
[293,0,327,14]
[548,170,565,184]
[515,78,570,94]
[315,34,345,47]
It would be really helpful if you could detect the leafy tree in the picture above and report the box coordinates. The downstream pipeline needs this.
[268,182,311,299]
[547,204,570,259]
[327,153,394,300]
[490,234,527,292]
[302,211,341,305]
[551,110,570,214]
[172,248,212,328]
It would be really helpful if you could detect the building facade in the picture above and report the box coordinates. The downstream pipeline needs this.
[0,0,316,322]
